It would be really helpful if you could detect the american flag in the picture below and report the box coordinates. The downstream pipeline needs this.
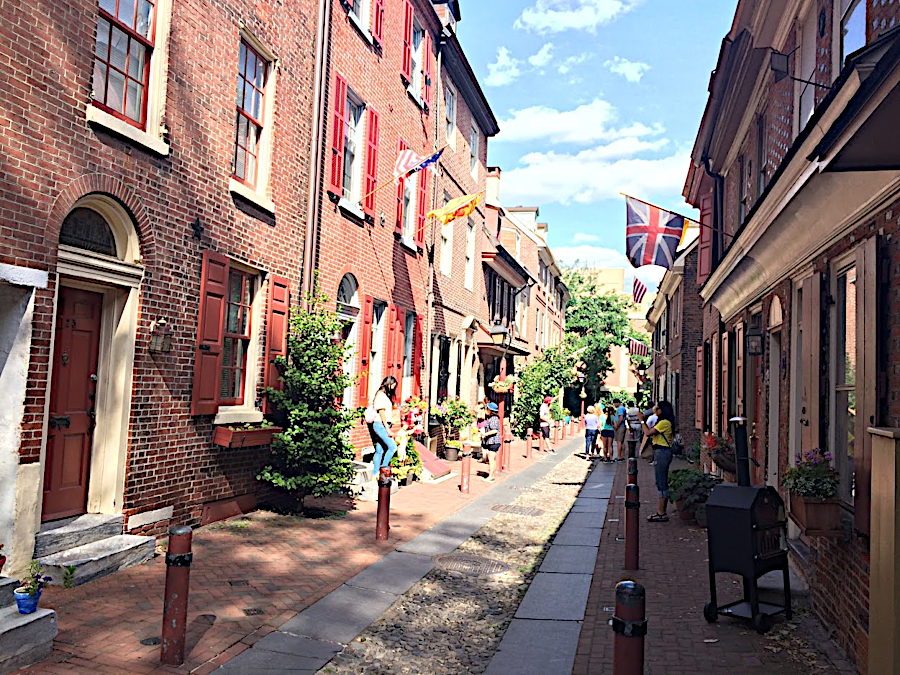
[625,196,685,270]
[632,277,647,304]
[629,338,649,358]
[394,148,443,183]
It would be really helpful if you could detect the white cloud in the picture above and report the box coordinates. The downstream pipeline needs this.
[502,147,691,206]
[554,247,667,286]
[528,42,555,68]
[557,53,591,74]
[486,46,521,87]
[605,56,651,82]
[572,233,601,243]
[515,0,640,34]
[496,98,665,145]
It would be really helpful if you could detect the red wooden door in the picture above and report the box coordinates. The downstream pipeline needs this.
[43,288,102,522]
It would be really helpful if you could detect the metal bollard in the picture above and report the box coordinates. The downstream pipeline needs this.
[611,580,647,675]
[554,422,559,445]
[624,483,640,570]
[460,450,471,494]
[627,457,638,482]
[526,428,533,459]
[627,437,638,460]
[501,428,511,472]
[161,525,193,666]
[375,468,392,540]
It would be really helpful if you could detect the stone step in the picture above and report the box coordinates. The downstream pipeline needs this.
[0,577,18,610]
[0,605,58,674]
[351,478,398,502]
[350,460,375,486]
[37,534,155,587]
[34,514,124,558]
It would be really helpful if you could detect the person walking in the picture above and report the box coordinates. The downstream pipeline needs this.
[539,396,556,454]
[481,402,501,482]
[600,405,616,461]
[638,400,676,522]
[613,398,627,461]
[366,376,398,476]
[584,405,600,458]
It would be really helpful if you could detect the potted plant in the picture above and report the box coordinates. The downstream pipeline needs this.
[213,420,283,449]
[430,397,474,460]
[14,561,52,615]
[672,472,722,522]
[702,433,736,474]
[0,543,6,575]
[669,468,702,512]
[390,441,423,486]
[488,375,517,394]
[782,447,841,535]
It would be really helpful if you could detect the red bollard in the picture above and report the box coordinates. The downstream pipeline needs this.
[161,525,193,666]
[554,422,559,445]
[501,428,511,472]
[375,468,392,540]
[627,457,638,482]
[611,581,647,675]
[460,450,471,494]
[624,483,640,570]
[526,428,533,459]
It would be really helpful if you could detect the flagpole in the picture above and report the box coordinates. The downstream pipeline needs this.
[357,143,450,207]
[620,192,734,240]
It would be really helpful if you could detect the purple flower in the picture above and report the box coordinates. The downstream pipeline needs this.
[823,451,833,462]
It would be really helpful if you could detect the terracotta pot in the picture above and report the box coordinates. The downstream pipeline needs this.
[212,426,282,449]
[789,493,841,534]
[678,506,695,521]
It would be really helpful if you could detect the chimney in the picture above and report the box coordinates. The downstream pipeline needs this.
[486,166,501,205]
[536,222,549,242]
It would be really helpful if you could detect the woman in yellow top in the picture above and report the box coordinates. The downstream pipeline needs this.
[638,400,676,522]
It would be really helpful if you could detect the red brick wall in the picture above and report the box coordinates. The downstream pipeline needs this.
[3,0,318,531]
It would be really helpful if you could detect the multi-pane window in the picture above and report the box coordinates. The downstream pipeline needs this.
[440,219,453,276]
[464,219,475,290]
[93,0,155,127]
[445,86,456,141]
[834,265,857,504]
[367,301,387,398]
[469,124,479,176]
[234,40,268,188]
[221,269,255,405]
[410,21,424,97]
[839,0,866,64]
[402,312,415,400]
[342,95,365,201]
[402,175,417,243]
[350,0,370,22]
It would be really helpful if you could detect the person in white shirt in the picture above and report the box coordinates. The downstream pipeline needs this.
[366,376,398,476]
[539,396,556,454]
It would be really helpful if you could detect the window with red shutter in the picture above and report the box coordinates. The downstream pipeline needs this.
[372,0,384,44]
[363,107,380,217]
[396,138,407,233]
[264,275,290,413]
[697,191,713,284]
[192,252,230,415]
[329,73,348,195]
[357,295,374,407]
[386,304,398,380]
[401,0,413,82]
[695,345,704,430]
[422,31,432,109]
[416,169,427,247]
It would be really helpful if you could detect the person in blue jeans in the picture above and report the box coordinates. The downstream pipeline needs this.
[637,400,676,522]
[366,376,398,476]
[583,405,599,458]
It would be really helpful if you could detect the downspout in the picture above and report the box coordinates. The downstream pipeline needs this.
[300,0,332,305]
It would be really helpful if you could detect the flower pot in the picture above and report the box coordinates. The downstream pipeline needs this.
[678,506,695,521]
[213,425,282,449]
[789,493,842,535]
[444,444,459,462]
[403,474,413,487]
[0,554,6,575]
[14,588,41,615]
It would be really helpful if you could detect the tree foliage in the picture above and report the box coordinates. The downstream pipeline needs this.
[258,284,359,511]
[511,345,575,437]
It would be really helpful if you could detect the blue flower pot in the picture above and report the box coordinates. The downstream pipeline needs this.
[14,588,41,614]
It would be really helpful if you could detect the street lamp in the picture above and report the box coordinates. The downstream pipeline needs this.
[489,322,513,472]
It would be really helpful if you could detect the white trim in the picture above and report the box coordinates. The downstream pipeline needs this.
[127,505,174,531]
[347,7,374,43]
[230,177,276,214]
[57,246,144,288]
[0,263,48,288]
[213,409,265,425]
[86,106,170,156]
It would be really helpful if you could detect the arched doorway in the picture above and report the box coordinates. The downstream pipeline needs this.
[43,195,143,521]
[337,274,360,405]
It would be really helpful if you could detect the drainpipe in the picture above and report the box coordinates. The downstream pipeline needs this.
[300,0,332,305]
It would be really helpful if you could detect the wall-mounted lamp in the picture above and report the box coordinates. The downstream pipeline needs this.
[770,49,832,89]
[149,318,173,353]
[746,326,764,356]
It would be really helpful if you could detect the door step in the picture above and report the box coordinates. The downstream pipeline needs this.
[34,514,124,558]
[36,534,155,587]
[0,577,18,609]
[0,594,58,674]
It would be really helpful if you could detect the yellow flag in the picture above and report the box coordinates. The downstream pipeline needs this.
[427,193,481,224]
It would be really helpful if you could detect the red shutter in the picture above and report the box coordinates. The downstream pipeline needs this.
[371,0,384,43]
[363,107,380,217]
[264,275,290,413]
[192,251,229,415]
[386,304,398,379]
[422,30,432,109]
[413,314,424,396]
[695,345,704,430]
[416,168,427,247]
[401,0,413,82]
[393,305,406,381]
[697,192,713,284]
[329,73,348,195]
[357,295,374,407]
[396,138,407,233]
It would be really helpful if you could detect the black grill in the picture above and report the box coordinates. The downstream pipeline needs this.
[702,420,792,634]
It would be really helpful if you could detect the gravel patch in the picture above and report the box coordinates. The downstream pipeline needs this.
[318,455,592,675]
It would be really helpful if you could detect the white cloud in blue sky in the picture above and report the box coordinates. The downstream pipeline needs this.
[457,1,734,291]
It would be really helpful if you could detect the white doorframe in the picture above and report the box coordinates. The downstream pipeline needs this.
[767,329,782,489]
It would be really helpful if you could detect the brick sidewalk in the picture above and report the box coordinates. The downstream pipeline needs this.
[575,458,854,675]
[17,436,563,675]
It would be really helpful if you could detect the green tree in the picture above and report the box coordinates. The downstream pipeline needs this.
[511,345,575,437]
[258,284,359,512]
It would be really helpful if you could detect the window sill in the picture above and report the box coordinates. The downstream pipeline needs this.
[230,178,276,215]
[213,408,264,426]
[399,236,418,252]
[86,105,170,156]
[347,10,374,44]
[338,197,366,222]
[406,88,427,112]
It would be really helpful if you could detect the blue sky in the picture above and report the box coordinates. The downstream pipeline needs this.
[456,0,735,290]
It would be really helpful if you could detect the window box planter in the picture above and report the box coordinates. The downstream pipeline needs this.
[213,425,282,449]
[788,493,842,536]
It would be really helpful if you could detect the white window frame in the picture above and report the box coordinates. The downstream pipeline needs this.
[342,89,366,204]
[88,0,173,156]
[464,218,475,290]
[347,0,373,41]
[835,0,866,67]
[368,300,387,398]
[829,250,858,507]
[402,311,415,400]
[795,4,817,136]
[408,19,424,103]
[444,83,457,150]
[440,218,454,277]
[469,123,479,178]
[401,174,418,247]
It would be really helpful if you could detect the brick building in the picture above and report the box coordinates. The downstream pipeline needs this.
[684,1,900,671]
[645,241,702,448]
[0,0,322,579]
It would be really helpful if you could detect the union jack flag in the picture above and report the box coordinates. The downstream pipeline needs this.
[394,148,443,183]
[625,196,685,270]
[629,338,649,358]
[632,277,647,304]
